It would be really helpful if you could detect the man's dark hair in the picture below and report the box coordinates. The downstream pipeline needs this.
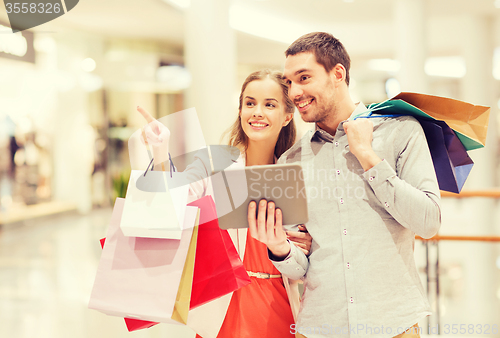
[285,32,351,85]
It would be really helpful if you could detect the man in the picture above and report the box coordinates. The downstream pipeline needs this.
[248,32,441,338]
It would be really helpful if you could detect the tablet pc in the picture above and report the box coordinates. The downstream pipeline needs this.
[212,163,308,230]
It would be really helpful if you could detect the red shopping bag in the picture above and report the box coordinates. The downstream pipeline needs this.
[124,318,158,331]
[187,196,251,309]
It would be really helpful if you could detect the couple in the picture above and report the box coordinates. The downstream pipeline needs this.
[139,68,310,337]
[141,32,441,338]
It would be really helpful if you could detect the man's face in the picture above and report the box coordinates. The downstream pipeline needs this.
[283,52,336,124]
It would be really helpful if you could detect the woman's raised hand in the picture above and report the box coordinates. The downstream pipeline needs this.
[137,106,171,165]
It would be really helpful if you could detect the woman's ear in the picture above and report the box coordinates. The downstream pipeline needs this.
[283,113,293,126]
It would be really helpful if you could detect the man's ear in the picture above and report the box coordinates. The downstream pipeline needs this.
[330,63,346,85]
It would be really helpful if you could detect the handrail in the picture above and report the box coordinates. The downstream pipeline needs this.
[420,189,500,334]
[427,191,500,242]
[416,235,500,242]
[416,233,500,333]
[440,189,500,198]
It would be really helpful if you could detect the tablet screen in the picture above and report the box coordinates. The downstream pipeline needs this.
[213,164,309,229]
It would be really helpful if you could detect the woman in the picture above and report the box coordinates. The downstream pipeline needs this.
[138,69,311,338]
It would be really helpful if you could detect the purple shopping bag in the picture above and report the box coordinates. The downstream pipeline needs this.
[419,119,474,194]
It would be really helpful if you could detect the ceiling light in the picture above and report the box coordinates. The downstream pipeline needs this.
[0,29,28,57]
[81,58,96,72]
[156,65,191,90]
[368,59,400,73]
[229,3,311,44]
[79,73,103,92]
[34,36,56,53]
[163,0,190,9]
[425,56,466,78]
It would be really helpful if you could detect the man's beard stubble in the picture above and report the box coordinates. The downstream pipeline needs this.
[301,80,336,124]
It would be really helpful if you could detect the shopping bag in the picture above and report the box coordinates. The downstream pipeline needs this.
[187,195,251,309]
[419,120,474,193]
[364,92,490,150]
[171,217,199,324]
[355,93,490,193]
[120,170,192,239]
[88,197,197,323]
[98,213,200,330]
[99,238,160,332]
[393,92,490,150]
[124,318,158,332]
[99,239,159,331]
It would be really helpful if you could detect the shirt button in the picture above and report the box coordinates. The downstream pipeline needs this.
[350,297,354,303]
[335,142,339,147]
[340,198,344,204]
[296,267,301,270]
[369,176,374,181]
[336,170,341,175]
[385,202,389,208]
[347,262,350,269]
[343,229,347,235]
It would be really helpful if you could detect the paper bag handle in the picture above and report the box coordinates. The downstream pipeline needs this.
[143,155,176,178]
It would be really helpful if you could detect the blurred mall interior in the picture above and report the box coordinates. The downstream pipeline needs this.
[0,0,500,337]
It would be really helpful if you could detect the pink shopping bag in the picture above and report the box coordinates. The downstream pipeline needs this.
[89,198,193,323]
[99,238,159,332]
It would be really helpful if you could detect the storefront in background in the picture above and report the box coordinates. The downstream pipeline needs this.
[0,22,185,221]
[0,22,52,215]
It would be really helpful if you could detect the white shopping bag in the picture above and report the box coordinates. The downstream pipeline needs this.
[120,170,193,239]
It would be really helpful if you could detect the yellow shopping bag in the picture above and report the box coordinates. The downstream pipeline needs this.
[171,212,200,324]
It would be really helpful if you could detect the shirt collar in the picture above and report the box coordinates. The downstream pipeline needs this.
[310,102,368,142]
[347,102,369,120]
[311,124,334,143]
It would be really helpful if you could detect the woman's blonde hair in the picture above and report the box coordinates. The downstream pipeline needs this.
[225,69,296,158]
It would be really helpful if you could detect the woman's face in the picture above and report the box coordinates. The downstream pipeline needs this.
[240,78,292,145]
